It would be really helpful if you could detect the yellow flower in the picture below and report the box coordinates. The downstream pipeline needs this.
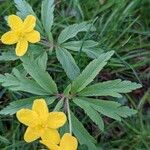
[16,99,67,144]
[1,15,40,56]
[41,133,78,150]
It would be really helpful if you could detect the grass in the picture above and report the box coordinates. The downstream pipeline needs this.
[0,0,150,149]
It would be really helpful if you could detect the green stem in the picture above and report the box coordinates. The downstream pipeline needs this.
[66,98,72,135]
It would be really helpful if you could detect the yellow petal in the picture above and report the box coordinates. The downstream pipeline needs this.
[23,15,36,32]
[41,128,60,144]
[16,109,40,127]
[1,31,19,45]
[60,133,78,150]
[26,30,40,43]
[40,140,59,150]
[32,99,49,123]
[47,112,67,129]
[24,127,41,143]
[8,15,23,31]
[15,40,28,56]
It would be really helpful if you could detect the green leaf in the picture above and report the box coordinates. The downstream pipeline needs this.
[14,0,43,33]
[0,51,18,61]
[14,0,35,17]
[79,79,142,98]
[53,99,64,111]
[41,0,54,40]
[76,97,137,121]
[71,111,98,150]
[63,84,71,96]
[36,52,48,71]
[62,40,104,59]
[73,98,104,131]
[56,48,80,80]
[58,22,96,44]
[71,51,114,93]
[0,69,49,95]
[62,40,99,51]
[22,55,58,94]
[0,96,55,115]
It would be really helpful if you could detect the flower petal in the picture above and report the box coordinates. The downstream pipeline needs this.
[15,40,28,56]
[26,30,40,43]
[1,31,19,45]
[16,109,40,127]
[8,15,23,31]
[32,99,49,123]
[60,133,78,150]
[41,128,60,144]
[24,127,41,143]
[40,140,59,150]
[47,112,67,129]
[23,15,36,32]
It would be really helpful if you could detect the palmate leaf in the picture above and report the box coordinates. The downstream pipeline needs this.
[56,47,80,80]
[41,0,54,40]
[0,69,49,95]
[22,53,58,94]
[73,98,104,131]
[58,22,96,44]
[79,79,142,98]
[14,0,43,33]
[74,97,137,121]
[71,111,98,150]
[0,96,56,115]
[71,51,114,93]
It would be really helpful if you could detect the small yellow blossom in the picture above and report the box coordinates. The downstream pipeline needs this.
[1,15,40,56]
[16,99,67,144]
[41,133,78,150]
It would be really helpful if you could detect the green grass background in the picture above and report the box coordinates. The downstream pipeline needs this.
[0,0,150,149]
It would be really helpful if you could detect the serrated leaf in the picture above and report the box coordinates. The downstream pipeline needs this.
[62,40,99,51]
[116,106,137,118]
[79,79,142,98]
[41,0,54,40]
[84,48,104,59]
[0,69,49,95]
[71,111,98,150]
[73,98,104,131]
[14,0,43,33]
[56,47,80,80]
[76,97,137,121]
[22,55,58,94]
[62,40,104,59]
[0,51,18,61]
[0,96,55,115]
[58,22,96,44]
[36,52,48,71]
[14,0,35,17]
[71,51,114,93]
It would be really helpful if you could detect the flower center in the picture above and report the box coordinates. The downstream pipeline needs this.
[19,32,26,39]
[16,30,26,40]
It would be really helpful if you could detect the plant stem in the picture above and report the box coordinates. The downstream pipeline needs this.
[66,98,72,135]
